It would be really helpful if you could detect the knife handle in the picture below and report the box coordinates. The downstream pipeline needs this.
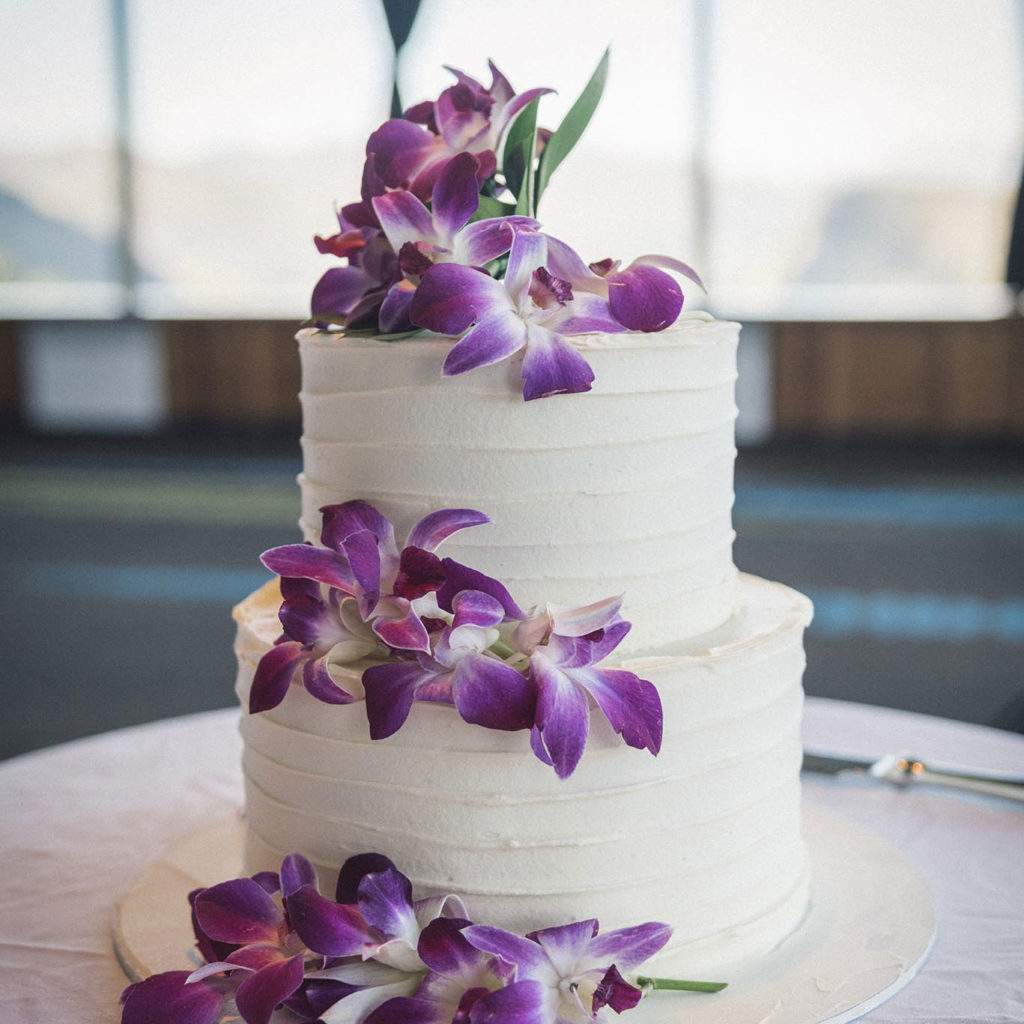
[871,756,1024,803]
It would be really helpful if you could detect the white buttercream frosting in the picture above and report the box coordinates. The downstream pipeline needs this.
[232,316,815,976]
[297,317,740,654]
[234,573,813,974]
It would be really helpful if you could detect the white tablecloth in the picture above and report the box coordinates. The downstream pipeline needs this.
[1,697,1022,1024]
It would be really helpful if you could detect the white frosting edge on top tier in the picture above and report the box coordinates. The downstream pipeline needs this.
[297,314,740,655]
[233,573,812,975]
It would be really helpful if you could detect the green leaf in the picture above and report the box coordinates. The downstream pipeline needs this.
[535,47,610,209]
[470,194,516,223]
[502,97,541,217]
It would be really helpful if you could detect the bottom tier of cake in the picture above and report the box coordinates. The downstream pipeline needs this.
[233,573,813,974]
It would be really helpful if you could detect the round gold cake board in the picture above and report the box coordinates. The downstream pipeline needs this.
[114,807,934,1024]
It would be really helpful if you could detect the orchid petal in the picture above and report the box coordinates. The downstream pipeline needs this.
[607,264,683,332]
[357,866,417,943]
[120,971,226,1024]
[235,955,306,1024]
[278,591,334,647]
[543,234,605,289]
[261,544,353,591]
[285,885,376,957]
[468,980,549,1024]
[581,617,632,663]
[415,917,480,977]
[453,217,535,266]
[548,596,623,638]
[379,279,417,334]
[431,151,483,240]
[493,84,556,138]
[187,960,248,983]
[279,853,318,897]
[393,546,447,600]
[303,655,357,705]
[406,508,490,552]
[319,979,424,1024]
[362,661,433,739]
[574,667,663,756]
[372,190,439,254]
[452,655,536,732]
[413,892,470,928]
[334,853,400,903]
[548,292,627,335]
[632,252,706,291]
[225,945,285,972]
[283,979,360,1020]
[320,501,397,555]
[249,641,305,713]
[193,879,283,945]
[436,83,491,152]
[504,231,547,305]
[529,725,554,767]
[531,656,590,779]
[586,921,673,970]
[527,919,598,977]
[311,267,370,320]
[412,263,511,336]
[520,323,595,402]
[373,597,432,653]
[437,559,525,619]
[339,527,382,616]
[249,871,280,895]
[443,310,526,376]
[592,964,643,1015]
[367,118,446,199]
[364,997,448,1024]
[451,589,506,629]
[462,926,549,975]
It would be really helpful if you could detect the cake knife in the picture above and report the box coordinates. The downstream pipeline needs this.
[802,751,1024,802]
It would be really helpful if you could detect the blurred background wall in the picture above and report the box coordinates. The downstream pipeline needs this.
[1,0,1022,758]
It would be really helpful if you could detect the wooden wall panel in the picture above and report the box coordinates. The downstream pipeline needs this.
[0,321,19,420]
[165,321,300,425]
[773,320,1024,439]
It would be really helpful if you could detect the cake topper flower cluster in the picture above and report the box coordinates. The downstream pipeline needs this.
[120,850,724,1024]
[311,54,704,400]
[252,501,662,780]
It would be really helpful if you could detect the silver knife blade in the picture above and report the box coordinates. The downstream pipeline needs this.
[802,751,876,776]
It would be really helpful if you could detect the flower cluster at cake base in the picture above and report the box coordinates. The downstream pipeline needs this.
[121,852,724,1024]
[253,501,662,779]
[310,55,705,401]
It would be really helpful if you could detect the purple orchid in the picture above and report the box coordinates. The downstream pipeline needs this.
[372,152,538,330]
[515,597,663,780]
[545,236,705,333]
[362,917,546,1024]
[248,576,371,714]
[261,501,490,659]
[463,918,671,1024]
[355,62,552,212]
[362,589,536,740]
[123,863,327,1024]
[311,223,405,331]
[411,230,625,400]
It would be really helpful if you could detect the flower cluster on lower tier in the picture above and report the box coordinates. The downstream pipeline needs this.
[120,851,696,1024]
[253,501,662,780]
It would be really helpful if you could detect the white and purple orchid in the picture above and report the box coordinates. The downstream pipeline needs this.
[121,850,719,1024]
[517,597,664,780]
[463,918,673,1024]
[411,230,624,400]
[362,588,536,740]
[308,56,705,400]
[254,501,661,779]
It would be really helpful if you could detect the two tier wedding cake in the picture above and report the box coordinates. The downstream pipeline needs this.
[120,56,813,1024]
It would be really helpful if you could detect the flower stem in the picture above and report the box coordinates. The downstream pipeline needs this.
[489,639,518,659]
[636,976,728,993]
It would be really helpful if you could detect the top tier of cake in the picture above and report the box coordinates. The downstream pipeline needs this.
[297,314,740,655]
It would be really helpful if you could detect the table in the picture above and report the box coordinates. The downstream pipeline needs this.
[1,698,1021,1023]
